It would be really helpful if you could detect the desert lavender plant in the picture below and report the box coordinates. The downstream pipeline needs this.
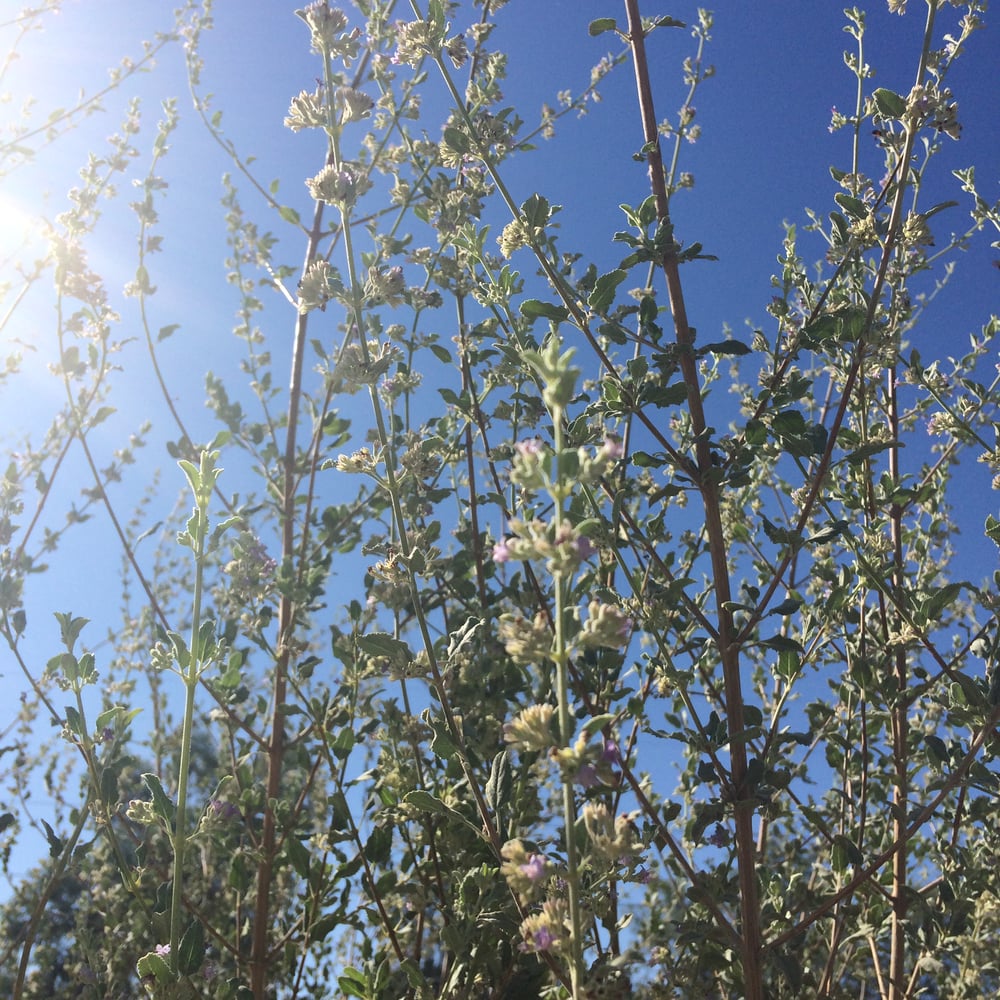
[2,1,1000,999]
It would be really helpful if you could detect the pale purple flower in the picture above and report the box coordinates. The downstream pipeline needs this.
[519,853,547,881]
[529,926,555,951]
[155,943,171,957]
[602,435,624,460]
[492,539,512,563]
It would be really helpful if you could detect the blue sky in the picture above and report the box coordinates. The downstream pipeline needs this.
[1,0,998,905]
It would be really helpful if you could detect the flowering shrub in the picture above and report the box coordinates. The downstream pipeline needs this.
[1,1,999,998]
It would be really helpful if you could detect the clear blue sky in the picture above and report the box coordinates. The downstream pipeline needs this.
[1,0,997,898]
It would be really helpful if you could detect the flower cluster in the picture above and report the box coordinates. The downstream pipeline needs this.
[518,898,571,956]
[297,2,360,61]
[497,611,552,666]
[364,264,407,306]
[506,434,623,494]
[306,162,371,209]
[503,703,556,751]
[298,259,343,313]
[553,732,621,789]
[491,517,596,576]
[582,803,643,864]
[223,532,277,604]
[285,88,326,132]
[392,19,446,67]
[333,340,400,386]
[579,599,632,650]
[335,85,374,123]
[500,839,552,902]
[904,83,961,140]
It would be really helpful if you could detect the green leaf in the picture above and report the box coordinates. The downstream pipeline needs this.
[356,633,413,669]
[834,193,868,220]
[364,825,392,865]
[404,791,484,838]
[807,520,849,545]
[872,87,906,119]
[136,952,175,985]
[760,635,804,653]
[776,648,801,681]
[64,705,85,738]
[699,339,752,357]
[158,323,180,342]
[40,818,63,858]
[588,17,617,36]
[986,514,1000,547]
[285,835,311,878]
[520,299,569,323]
[178,919,206,976]
[443,126,470,154]
[278,204,301,226]
[142,772,176,826]
[485,750,512,812]
[520,192,552,228]
[920,582,964,623]
[769,598,803,617]
[338,968,369,999]
[588,269,627,314]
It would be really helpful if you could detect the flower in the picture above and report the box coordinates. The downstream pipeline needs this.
[155,943,171,957]
[520,853,548,881]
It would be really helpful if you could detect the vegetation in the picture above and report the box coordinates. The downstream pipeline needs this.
[1,1,998,997]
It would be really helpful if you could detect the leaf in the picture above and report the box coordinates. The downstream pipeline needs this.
[177,919,206,976]
[845,441,899,466]
[404,791,484,838]
[364,825,392,865]
[769,598,803,617]
[520,298,569,323]
[699,339,752,356]
[142,772,176,826]
[588,17,617,36]
[338,967,369,999]
[158,323,180,342]
[41,818,63,858]
[760,634,804,653]
[834,193,868,220]
[920,582,964,623]
[872,87,906,119]
[356,633,412,669]
[807,520,849,545]
[776,648,801,681]
[285,835,311,878]
[520,192,552,228]
[278,204,301,226]
[485,750,512,812]
[986,514,1000,547]
[443,126,470,154]
[588,269,627,314]
[136,952,175,985]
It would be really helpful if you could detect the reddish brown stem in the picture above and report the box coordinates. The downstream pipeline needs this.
[622,3,763,995]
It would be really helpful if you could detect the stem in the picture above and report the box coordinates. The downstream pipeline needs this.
[249,189,327,999]
[622,2,763,995]
[170,463,210,969]
[552,405,585,996]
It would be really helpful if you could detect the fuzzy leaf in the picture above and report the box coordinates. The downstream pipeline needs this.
[588,17,617,36]
[178,920,205,976]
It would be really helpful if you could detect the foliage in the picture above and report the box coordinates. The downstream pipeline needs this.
[1,1,999,998]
